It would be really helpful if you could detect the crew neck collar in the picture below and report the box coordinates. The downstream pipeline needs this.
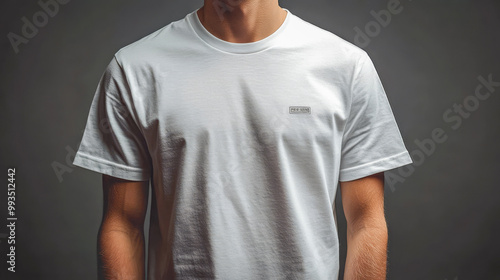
[187,7,291,54]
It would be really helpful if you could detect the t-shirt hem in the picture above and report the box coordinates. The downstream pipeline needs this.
[73,151,151,181]
[339,151,413,182]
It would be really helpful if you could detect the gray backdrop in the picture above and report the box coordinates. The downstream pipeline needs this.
[1,0,499,279]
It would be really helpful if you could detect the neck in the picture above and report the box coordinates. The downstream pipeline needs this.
[197,0,287,43]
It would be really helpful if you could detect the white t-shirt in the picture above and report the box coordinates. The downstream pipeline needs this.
[73,7,412,280]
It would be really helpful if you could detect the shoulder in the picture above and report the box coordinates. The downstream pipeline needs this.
[113,15,192,69]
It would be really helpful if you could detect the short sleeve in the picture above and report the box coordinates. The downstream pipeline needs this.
[339,51,412,182]
[73,56,152,181]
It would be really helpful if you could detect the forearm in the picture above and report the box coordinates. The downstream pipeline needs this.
[344,224,388,280]
[98,221,146,280]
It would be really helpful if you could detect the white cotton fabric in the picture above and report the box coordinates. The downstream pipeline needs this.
[73,7,412,280]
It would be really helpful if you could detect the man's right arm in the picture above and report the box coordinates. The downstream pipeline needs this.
[98,174,149,280]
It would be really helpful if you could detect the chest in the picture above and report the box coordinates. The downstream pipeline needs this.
[136,55,350,153]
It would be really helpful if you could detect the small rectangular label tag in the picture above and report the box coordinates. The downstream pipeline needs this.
[289,106,311,114]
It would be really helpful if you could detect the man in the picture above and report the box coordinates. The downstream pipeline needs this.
[73,0,413,279]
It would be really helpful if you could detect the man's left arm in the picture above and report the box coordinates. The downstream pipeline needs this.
[341,172,388,280]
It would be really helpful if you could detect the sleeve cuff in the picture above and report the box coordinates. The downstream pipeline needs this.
[72,151,151,181]
[339,151,413,182]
